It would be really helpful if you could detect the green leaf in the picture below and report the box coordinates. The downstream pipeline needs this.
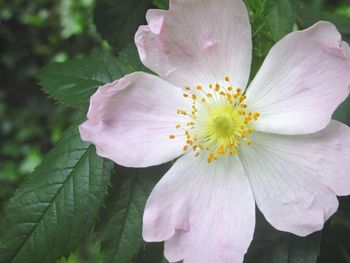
[0,126,113,263]
[266,0,295,41]
[99,165,170,263]
[246,232,321,263]
[94,0,153,51]
[245,211,321,263]
[38,45,146,108]
[333,98,350,126]
[153,0,168,9]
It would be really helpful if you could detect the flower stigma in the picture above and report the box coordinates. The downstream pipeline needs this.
[169,76,260,163]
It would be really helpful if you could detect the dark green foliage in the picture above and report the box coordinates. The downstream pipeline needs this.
[247,233,321,263]
[38,46,146,108]
[94,0,154,51]
[261,233,321,263]
[98,164,171,263]
[266,0,295,41]
[245,211,321,263]
[0,126,113,263]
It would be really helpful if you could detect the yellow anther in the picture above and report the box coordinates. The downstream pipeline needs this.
[173,77,258,163]
[253,112,260,120]
[239,96,246,102]
[186,140,194,145]
[229,148,238,155]
[177,109,187,115]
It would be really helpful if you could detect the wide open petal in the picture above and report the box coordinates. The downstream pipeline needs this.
[143,153,255,263]
[245,21,350,135]
[239,120,350,236]
[135,0,252,90]
[79,72,190,168]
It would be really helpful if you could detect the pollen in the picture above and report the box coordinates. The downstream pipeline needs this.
[169,75,260,164]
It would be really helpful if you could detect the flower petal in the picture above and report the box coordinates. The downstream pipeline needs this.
[246,21,350,135]
[135,0,252,89]
[143,154,255,263]
[239,120,350,236]
[79,72,190,168]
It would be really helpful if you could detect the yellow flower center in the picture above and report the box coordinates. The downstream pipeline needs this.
[169,76,260,163]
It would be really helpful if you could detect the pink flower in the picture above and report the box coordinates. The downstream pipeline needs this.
[79,0,350,262]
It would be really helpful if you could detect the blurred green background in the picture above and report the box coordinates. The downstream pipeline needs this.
[0,0,104,210]
[0,1,107,261]
[0,0,350,262]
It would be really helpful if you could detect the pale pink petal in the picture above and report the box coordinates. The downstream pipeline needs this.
[246,21,350,135]
[79,72,190,168]
[143,154,255,263]
[239,120,350,236]
[135,0,252,89]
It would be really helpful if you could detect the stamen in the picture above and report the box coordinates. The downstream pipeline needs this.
[169,75,261,163]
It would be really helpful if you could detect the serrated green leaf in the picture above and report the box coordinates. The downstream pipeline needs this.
[38,45,146,108]
[99,165,170,263]
[0,126,113,263]
[266,0,295,41]
[94,0,153,51]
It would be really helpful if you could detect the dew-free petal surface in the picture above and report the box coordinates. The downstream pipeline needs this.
[143,153,255,263]
[246,22,350,135]
[79,72,190,167]
[239,120,350,236]
[135,0,252,90]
